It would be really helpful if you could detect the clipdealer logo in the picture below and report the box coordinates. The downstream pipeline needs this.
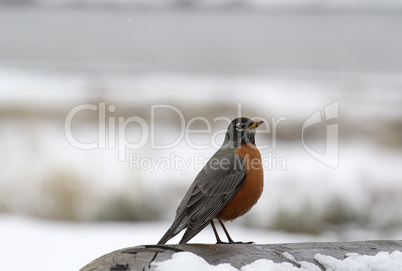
[302,102,339,168]
[64,102,339,173]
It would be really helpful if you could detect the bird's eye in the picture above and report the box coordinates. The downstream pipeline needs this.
[235,123,243,131]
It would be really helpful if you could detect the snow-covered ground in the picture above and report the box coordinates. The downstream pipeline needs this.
[0,215,324,271]
[1,214,401,271]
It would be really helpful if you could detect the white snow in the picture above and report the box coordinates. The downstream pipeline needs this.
[3,214,401,271]
[1,214,400,271]
[153,252,237,271]
[241,259,315,271]
[282,252,321,271]
[0,215,163,271]
[153,250,402,271]
[0,214,332,271]
[314,251,402,271]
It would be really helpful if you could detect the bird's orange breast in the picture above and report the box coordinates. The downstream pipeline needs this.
[216,144,264,221]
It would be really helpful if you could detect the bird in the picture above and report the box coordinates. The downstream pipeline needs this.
[158,117,264,245]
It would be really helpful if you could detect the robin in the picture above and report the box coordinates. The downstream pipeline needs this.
[158,117,264,244]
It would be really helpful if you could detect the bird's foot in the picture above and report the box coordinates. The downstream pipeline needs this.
[228,241,255,244]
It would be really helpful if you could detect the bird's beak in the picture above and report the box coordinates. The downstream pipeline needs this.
[248,120,264,130]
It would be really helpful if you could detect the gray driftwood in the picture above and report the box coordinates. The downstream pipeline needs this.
[80,240,402,271]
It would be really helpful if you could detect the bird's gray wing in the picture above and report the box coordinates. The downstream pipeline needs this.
[157,150,246,245]
[178,152,246,243]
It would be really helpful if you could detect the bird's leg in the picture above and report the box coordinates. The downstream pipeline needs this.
[217,219,235,243]
[218,219,254,244]
[210,220,225,244]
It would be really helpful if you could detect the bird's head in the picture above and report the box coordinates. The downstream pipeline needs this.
[224,117,263,147]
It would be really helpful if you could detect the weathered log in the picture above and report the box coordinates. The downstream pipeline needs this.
[80,240,402,271]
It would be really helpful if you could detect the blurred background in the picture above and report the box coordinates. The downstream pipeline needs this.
[1,0,402,270]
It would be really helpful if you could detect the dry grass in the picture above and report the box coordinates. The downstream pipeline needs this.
[28,166,163,222]
[33,168,92,221]
[268,185,402,234]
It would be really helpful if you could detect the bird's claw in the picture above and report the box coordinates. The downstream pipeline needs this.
[229,241,255,244]
[216,240,255,244]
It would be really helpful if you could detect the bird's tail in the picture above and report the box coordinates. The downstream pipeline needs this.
[157,217,186,245]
